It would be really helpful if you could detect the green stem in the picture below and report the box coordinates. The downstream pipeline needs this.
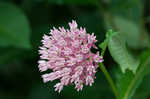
[101,40,108,56]
[98,2,119,98]
[99,63,120,99]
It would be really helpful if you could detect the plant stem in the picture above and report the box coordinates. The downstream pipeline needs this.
[98,2,119,98]
[99,63,120,99]
[101,40,108,56]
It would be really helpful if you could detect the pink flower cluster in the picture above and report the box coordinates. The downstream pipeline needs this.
[38,20,103,92]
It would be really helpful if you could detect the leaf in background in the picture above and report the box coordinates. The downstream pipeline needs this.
[113,16,150,49]
[112,48,150,99]
[138,48,150,76]
[106,0,150,49]
[133,74,150,99]
[110,0,143,21]
[108,32,139,73]
[0,2,31,49]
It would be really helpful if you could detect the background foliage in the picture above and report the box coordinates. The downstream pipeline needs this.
[0,0,150,99]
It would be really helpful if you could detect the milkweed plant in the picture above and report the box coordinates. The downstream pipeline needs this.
[38,20,150,99]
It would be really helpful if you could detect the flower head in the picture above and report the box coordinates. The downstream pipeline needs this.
[38,20,103,92]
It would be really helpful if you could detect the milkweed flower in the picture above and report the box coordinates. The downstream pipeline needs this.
[38,20,103,92]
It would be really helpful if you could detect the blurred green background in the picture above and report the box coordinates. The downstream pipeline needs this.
[0,0,150,99]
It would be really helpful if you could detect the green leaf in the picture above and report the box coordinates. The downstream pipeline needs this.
[112,68,141,99]
[112,48,150,99]
[105,0,150,49]
[0,2,31,49]
[99,30,117,56]
[113,16,150,49]
[133,74,150,99]
[108,32,139,73]
[110,0,143,22]
[137,48,150,76]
